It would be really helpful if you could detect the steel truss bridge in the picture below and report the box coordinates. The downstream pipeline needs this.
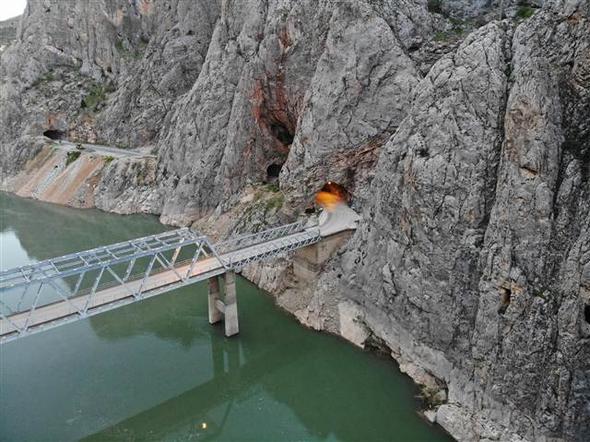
[0,221,323,343]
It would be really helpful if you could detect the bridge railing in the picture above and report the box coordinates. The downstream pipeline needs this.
[215,220,315,254]
[0,221,321,342]
[0,228,205,290]
[215,220,321,269]
[0,228,222,338]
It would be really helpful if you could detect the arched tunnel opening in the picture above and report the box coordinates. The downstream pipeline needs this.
[43,129,66,140]
[315,181,350,211]
[266,163,283,182]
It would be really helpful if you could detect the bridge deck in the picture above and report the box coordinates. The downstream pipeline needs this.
[0,229,318,339]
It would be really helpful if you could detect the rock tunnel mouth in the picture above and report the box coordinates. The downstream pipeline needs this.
[584,304,590,324]
[43,129,66,140]
[266,163,283,182]
[320,181,349,201]
[315,181,350,210]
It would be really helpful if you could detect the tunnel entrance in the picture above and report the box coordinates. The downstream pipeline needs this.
[319,182,349,202]
[584,304,590,324]
[43,129,66,140]
[315,181,349,210]
[266,163,283,182]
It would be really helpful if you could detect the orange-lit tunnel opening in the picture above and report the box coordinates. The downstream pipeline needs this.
[315,181,349,212]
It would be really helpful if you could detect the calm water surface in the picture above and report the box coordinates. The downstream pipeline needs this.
[0,193,452,441]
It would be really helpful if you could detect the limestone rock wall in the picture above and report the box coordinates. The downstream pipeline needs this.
[303,2,590,441]
[0,16,18,53]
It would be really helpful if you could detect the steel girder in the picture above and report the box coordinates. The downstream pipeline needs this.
[0,222,321,343]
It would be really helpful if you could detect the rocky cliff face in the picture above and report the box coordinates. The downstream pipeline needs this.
[1,1,588,441]
[0,16,18,53]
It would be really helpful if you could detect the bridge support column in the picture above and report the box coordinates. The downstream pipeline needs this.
[207,272,239,337]
[208,276,222,324]
[223,271,239,337]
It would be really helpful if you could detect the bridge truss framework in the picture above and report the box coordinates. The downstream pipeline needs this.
[0,221,320,343]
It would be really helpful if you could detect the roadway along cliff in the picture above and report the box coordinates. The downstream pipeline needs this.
[0,1,588,441]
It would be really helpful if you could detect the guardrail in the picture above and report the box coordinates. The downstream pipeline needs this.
[0,221,321,342]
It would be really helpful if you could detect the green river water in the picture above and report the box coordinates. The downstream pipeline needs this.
[0,193,452,442]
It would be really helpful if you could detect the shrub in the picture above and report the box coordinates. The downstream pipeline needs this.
[31,71,55,87]
[264,183,280,193]
[115,38,145,60]
[81,83,114,112]
[103,156,115,164]
[517,6,535,18]
[66,151,81,166]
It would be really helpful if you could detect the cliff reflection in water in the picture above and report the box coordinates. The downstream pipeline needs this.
[0,192,168,264]
[84,277,452,442]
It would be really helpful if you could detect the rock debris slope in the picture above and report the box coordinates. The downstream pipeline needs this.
[0,0,588,441]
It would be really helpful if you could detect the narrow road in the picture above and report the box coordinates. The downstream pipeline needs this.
[52,140,154,159]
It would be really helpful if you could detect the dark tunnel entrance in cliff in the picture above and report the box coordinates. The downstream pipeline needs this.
[584,304,590,324]
[266,163,283,182]
[43,129,66,140]
[315,181,350,210]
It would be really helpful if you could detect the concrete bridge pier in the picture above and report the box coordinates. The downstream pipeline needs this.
[207,271,239,337]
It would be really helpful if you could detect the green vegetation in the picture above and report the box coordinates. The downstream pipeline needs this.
[81,83,114,112]
[115,38,146,60]
[31,70,55,87]
[103,155,115,164]
[266,193,284,212]
[263,182,280,193]
[114,39,126,54]
[434,25,464,42]
[434,31,450,42]
[420,386,447,409]
[517,5,535,18]
[66,151,81,166]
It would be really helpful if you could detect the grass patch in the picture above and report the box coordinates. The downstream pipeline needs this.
[81,83,114,112]
[31,70,56,87]
[517,5,535,18]
[103,155,115,164]
[434,27,463,42]
[66,151,81,166]
[263,182,280,193]
[115,38,145,60]
[266,193,284,212]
